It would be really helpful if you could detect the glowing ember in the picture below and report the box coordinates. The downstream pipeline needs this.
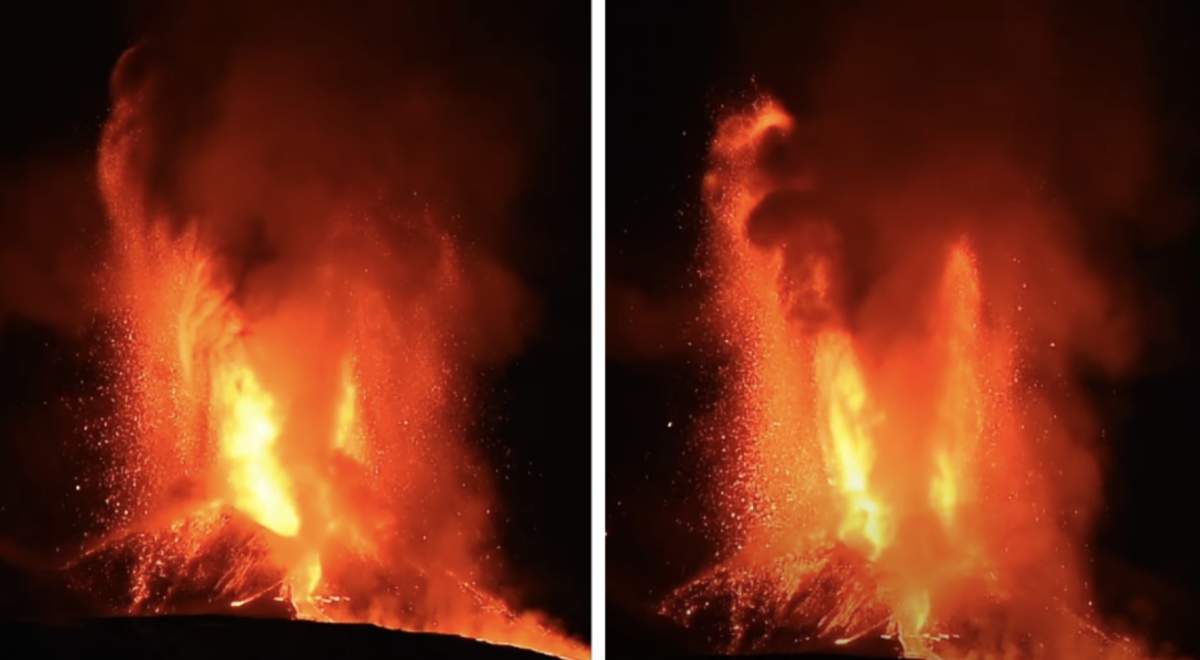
[66,41,587,660]
[662,99,1146,659]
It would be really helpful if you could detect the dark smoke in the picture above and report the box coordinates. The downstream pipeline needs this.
[1,2,589,643]
[100,0,546,364]
[737,0,1166,375]
[713,0,1195,652]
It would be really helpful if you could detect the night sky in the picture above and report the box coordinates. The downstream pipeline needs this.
[608,1,1200,656]
[5,1,1200,657]
[0,0,589,644]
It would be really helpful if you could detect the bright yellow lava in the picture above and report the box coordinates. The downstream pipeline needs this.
[288,553,325,618]
[930,450,958,528]
[214,361,300,537]
[333,357,366,462]
[815,333,892,560]
[929,243,982,531]
[898,589,933,658]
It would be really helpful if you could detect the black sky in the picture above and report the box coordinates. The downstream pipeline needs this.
[0,0,589,642]
[607,1,1200,656]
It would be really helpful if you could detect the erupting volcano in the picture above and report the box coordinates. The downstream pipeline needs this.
[41,7,586,659]
[659,97,1153,659]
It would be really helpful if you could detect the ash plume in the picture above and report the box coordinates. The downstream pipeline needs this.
[737,0,1162,375]
[50,3,587,657]
[662,2,1191,657]
[100,0,540,364]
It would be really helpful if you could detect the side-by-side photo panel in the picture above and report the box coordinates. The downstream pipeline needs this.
[0,3,588,659]
[608,2,1199,659]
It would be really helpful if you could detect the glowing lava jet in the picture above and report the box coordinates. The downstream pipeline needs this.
[68,45,587,660]
[662,99,1145,660]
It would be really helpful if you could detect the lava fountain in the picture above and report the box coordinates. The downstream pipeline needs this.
[61,28,587,660]
[660,99,1148,659]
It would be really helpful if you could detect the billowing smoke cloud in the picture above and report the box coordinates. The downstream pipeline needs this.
[51,3,588,657]
[743,0,1159,375]
[100,0,537,364]
[715,1,1174,557]
[660,2,1188,657]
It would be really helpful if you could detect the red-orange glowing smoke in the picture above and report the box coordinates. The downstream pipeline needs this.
[66,7,585,658]
[663,94,1146,660]
[658,4,1178,655]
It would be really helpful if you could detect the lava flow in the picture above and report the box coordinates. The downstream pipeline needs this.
[660,99,1147,659]
[60,34,587,660]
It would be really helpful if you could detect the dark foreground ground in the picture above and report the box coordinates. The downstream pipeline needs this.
[633,657,886,660]
[0,616,561,660]
[607,606,894,660]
